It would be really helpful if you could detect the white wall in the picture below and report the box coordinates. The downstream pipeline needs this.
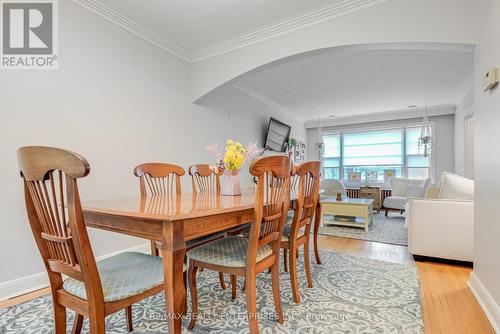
[469,0,500,330]
[190,0,478,101]
[0,1,305,299]
[454,89,474,176]
[306,114,455,183]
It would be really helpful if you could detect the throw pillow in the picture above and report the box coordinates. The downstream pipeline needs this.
[439,172,474,200]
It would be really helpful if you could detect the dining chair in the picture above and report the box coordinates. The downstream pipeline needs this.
[17,146,165,333]
[134,163,185,256]
[188,164,227,289]
[187,155,292,334]
[280,161,321,304]
[188,164,220,193]
[290,165,299,192]
[134,163,226,289]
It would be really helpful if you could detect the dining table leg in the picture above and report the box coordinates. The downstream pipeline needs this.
[313,201,322,265]
[160,221,186,334]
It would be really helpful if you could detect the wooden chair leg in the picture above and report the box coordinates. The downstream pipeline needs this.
[53,303,67,334]
[283,248,288,272]
[230,275,237,300]
[71,312,84,334]
[271,262,284,324]
[219,272,227,290]
[304,239,313,288]
[125,305,133,332]
[150,240,158,256]
[241,278,247,292]
[385,208,389,217]
[188,261,199,330]
[182,271,187,315]
[88,310,105,334]
[245,271,259,334]
[289,245,300,304]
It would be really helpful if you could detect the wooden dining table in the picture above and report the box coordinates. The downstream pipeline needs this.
[82,187,322,333]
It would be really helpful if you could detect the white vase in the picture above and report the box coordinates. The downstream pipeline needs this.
[221,169,241,196]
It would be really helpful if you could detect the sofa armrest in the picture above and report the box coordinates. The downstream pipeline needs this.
[407,198,474,262]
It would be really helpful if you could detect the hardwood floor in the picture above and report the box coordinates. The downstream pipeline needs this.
[0,235,494,333]
[317,235,495,334]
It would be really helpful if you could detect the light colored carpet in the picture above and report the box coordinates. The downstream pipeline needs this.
[319,213,408,246]
[0,251,422,333]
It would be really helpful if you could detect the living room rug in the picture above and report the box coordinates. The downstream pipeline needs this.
[0,251,423,334]
[319,213,408,246]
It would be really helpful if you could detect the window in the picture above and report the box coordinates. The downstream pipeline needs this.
[405,126,431,180]
[321,125,432,183]
[343,129,403,183]
[323,134,340,179]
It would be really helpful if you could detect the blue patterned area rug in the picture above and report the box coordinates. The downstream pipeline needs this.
[0,251,423,333]
[319,213,408,246]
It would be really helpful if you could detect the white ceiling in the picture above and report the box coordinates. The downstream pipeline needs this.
[86,0,364,57]
[232,45,474,122]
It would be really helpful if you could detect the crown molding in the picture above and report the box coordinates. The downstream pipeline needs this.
[233,82,304,123]
[190,0,389,62]
[71,0,191,62]
[72,0,389,64]
[304,104,457,128]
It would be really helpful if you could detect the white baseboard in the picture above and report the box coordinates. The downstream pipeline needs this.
[468,271,500,333]
[0,242,150,302]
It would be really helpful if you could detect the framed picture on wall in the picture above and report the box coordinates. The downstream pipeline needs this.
[348,172,362,183]
[384,169,396,185]
[287,138,306,164]
[367,171,378,183]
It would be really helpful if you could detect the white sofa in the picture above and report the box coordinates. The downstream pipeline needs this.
[383,177,431,216]
[406,172,474,262]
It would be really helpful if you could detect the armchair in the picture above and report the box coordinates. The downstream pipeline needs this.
[383,177,430,216]
[320,179,347,197]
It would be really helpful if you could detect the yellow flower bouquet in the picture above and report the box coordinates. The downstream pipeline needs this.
[206,140,263,195]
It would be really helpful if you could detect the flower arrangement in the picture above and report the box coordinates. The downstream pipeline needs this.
[207,140,263,173]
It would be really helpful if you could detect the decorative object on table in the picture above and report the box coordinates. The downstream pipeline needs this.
[336,192,342,201]
[221,169,241,195]
[347,171,362,183]
[384,169,396,185]
[207,140,263,196]
[360,186,381,213]
[418,104,432,157]
[287,138,306,163]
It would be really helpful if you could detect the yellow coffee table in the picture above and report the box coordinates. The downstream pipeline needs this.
[320,197,374,232]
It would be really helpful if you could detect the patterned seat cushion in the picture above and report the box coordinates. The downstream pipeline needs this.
[383,196,407,210]
[63,252,165,302]
[281,224,305,241]
[187,236,272,267]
